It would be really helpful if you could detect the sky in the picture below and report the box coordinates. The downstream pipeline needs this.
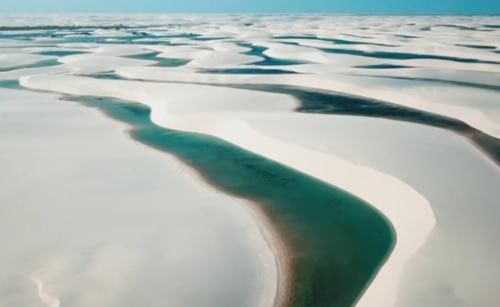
[1,0,500,14]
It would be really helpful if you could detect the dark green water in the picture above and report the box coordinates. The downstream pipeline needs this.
[318,46,500,65]
[0,25,132,31]
[358,75,500,93]
[0,31,59,40]
[29,33,198,45]
[38,50,88,57]
[0,58,60,72]
[0,79,20,89]
[484,24,500,29]
[231,84,500,166]
[456,44,497,50]
[199,68,297,74]
[395,34,419,39]
[355,64,411,69]
[82,72,500,166]
[273,35,397,47]
[190,36,228,41]
[65,95,394,307]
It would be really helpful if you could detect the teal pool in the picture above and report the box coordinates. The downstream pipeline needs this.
[68,95,395,307]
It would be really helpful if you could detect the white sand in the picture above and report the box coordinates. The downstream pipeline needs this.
[115,67,500,139]
[90,45,153,57]
[0,53,56,69]
[187,51,262,68]
[20,75,436,307]
[58,54,156,74]
[4,14,500,307]
[0,65,66,81]
[252,113,500,307]
[0,87,277,307]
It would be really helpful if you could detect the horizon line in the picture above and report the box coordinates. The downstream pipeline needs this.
[1,12,500,16]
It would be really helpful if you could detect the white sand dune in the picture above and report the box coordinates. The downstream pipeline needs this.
[0,53,56,69]
[20,74,436,307]
[115,67,500,139]
[58,54,156,74]
[0,65,66,80]
[242,113,500,307]
[90,45,153,57]
[348,66,500,88]
[187,51,262,68]
[145,45,212,60]
[0,87,276,307]
[3,13,500,307]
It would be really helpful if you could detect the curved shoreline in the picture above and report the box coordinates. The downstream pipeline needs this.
[0,81,288,307]
[66,95,287,307]
[20,75,431,307]
[242,198,291,307]
[84,72,500,166]
[113,68,500,144]
[232,84,500,166]
[3,14,499,307]
[133,141,292,307]
[61,94,395,307]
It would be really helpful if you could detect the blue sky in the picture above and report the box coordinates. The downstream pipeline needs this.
[2,0,500,14]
